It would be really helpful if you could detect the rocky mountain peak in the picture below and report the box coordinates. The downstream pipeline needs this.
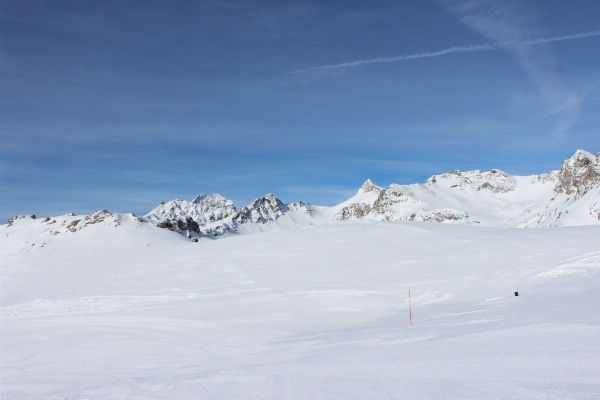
[142,148,599,237]
[145,193,237,230]
[191,194,237,215]
[359,179,383,194]
[233,194,288,224]
[192,193,235,207]
[554,149,600,197]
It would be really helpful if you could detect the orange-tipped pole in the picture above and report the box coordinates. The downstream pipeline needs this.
[409,290,412,327]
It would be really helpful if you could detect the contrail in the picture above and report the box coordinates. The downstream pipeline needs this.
[523,30,600,45]
[291,30,600,74]
[293,43,498,72]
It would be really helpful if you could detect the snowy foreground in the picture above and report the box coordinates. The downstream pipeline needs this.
[1,218,599,399]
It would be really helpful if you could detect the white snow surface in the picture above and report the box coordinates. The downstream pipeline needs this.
[2,214,600,399]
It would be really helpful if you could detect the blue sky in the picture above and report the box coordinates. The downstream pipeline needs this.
[1,0,599,220]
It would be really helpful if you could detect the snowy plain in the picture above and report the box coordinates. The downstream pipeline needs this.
[1,215,599,399]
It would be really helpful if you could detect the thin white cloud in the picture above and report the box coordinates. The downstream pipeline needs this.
[442,0,593,139]
[291,43,497,73]
[524,30,600,45]
[291,30,600,73]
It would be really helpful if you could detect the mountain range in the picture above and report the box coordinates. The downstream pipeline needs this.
[7,149,600,240]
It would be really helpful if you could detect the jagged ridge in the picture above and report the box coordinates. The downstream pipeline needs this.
[8,149,599,241]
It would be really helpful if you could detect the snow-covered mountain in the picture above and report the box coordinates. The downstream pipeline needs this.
[330,149,600,228]
[4,149,599,242]
[140,149,599,239]
[145,193,237,235]
[144,192,316,238]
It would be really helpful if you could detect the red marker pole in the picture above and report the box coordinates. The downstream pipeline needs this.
[408,290,413,327]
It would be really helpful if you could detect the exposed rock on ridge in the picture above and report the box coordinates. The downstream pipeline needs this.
[145,194,238,236]
[7,149,599,241]
[233,194,287,224]
[331,150,599,228]
[137,148,600,239]
[554,149,600,197]
[145,192,312,238]
[426,169,516,193]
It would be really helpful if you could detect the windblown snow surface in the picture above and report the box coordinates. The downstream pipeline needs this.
[1,214,599,399]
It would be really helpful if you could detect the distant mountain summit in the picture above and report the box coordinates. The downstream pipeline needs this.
[555,149,600,197]
[144,191,316,238]
[7,149,599,242]
[330,149,600,228]
[232,194,287,225]
[138,149,600,239]
[146,194,236,227]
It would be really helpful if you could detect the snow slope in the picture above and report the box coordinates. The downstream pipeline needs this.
[1,215,599,399]
[142,149,600,241]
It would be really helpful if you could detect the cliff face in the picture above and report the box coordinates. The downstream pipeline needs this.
[232,194,287,225]
[554,149,600,197]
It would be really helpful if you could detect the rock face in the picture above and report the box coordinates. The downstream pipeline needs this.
[333,180,386,221]
[146,194,236,228]
[232,194,287,224]
[191,194,238,223]
[145,193,300,238]
[554,149,600,197]
[7,215,36,226]
[332,180,470,223]
[287,201,315,216]
[62,210,125,232]
[145,194,238,236]
[520,149,600,227]
[409,209,469,223]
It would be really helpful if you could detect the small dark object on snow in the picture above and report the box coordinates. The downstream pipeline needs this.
[514,291,519,296]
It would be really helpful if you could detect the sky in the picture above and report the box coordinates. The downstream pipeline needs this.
[1,0,599,220]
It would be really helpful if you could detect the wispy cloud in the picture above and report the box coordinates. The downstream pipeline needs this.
[291,30,600,73]
[442,0,593,139]
[291,43,497,73]
[292,0,598,139]
[524,30,600,45]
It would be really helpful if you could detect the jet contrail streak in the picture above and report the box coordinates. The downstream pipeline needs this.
[524,30,600,45]
[291,30,600,73]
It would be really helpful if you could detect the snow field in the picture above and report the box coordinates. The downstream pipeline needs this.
[1,219,599,398]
